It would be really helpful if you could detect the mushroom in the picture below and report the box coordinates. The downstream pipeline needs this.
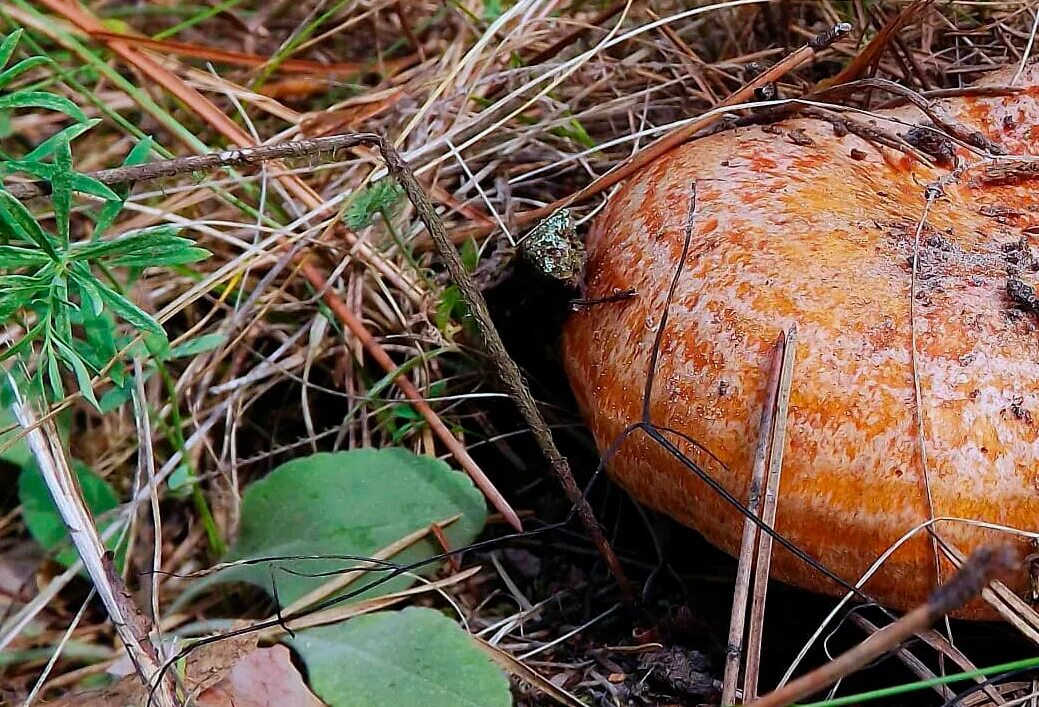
[563,64,1039,617]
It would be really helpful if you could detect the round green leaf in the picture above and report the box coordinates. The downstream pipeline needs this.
[215,448,487,605]
[288,607,511,707]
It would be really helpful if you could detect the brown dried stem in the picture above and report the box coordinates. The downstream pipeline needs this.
[721,331,788,706]
[743,326,797,702]
[3,133,379,201]
[378,139,636,600]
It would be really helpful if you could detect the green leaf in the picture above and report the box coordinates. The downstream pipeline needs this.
[23,119,99,161]
[53,337,99,409]
[0,320,45,364]
[68,173,119,202]
[0,92,87,123]
[0,244,51,267]
[483,0,505,21]
[0,192,59,260]
[0,271,48,319]
[435,285,469,331]
[212,448,487,605]
[18,459,124,570]
[70,226,180,260]
[45,349,64,402]
[0,56,51,91]
[167,463,195,498]
[51,134,73,245]
[72,269,105,317]
[98,381,133,413]
[460,238,479,274]
[94,284,165,337]
[70,227,209,267]
[0,31,23,72]
[93,137,154,238]
[287,607,511,707]
[112,246,210,267]
[51,274,73,342]
[0,158,58,181]
[169,333,226,359]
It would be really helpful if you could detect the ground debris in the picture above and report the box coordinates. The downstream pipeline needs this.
[637,646,718,701]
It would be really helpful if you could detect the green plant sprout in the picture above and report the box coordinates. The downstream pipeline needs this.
[0,29,209,410]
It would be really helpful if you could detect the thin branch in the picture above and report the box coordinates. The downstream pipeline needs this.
[4,133,377,200]
[722,331,788,706]
[378,138,636,599]
[743,326,797,702]
[814,77,1006,154]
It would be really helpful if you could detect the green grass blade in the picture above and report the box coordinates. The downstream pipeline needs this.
[796,656,1039,707]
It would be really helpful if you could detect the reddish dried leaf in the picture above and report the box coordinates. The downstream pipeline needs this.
[196,645,325,707]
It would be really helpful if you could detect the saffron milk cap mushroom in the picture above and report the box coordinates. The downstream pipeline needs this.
[563,64,1039,617]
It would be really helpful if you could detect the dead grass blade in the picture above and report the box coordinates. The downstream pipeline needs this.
[258,566,483,639]
[88,29,413,76]
[743,326,797,701]
[445,21,853,246]
[817,0,935,90]
[276,515,462,617]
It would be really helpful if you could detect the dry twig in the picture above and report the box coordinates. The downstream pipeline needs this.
[378,139,635,599]
[722,328,797,705]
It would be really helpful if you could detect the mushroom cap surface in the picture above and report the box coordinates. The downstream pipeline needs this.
[563,67,1039,616]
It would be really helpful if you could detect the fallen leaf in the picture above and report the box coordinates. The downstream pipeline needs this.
[197,645,325,707]
[183,628,260,695]
[49,627,258,707]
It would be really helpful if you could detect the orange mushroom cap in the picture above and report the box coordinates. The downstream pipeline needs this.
[563,65,1039,617]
